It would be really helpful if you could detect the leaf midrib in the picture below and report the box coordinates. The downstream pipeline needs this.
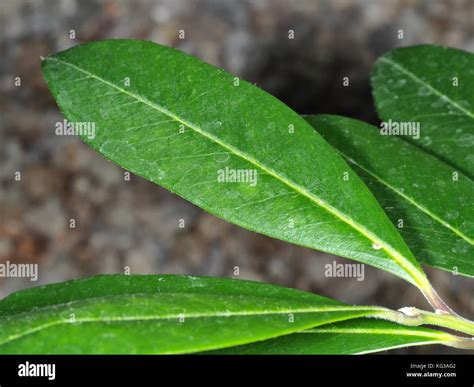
[303,327,451,340]
[45,56,425,287]
[379,56,474,119]
[1,292,385,320]
[2,305,380,322]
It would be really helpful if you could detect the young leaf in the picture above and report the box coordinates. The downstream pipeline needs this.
[0,275,389,354]
[305,115,474,277]
[208,318,460,354]
[372,45,474,179]
[41,39,431,291]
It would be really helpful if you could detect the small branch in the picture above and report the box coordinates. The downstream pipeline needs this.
[374,307,474,337]
[410,271,458,316]
[417,309,474,336]
[445,336,474,350]
[422,283,457,316]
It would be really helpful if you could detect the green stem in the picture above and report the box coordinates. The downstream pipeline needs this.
[417,310,474,336]
[374,307,474,337]
[368,274,474,350]
[413,272,474,338]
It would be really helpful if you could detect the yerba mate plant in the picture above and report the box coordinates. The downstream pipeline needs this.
[1,40,472,354]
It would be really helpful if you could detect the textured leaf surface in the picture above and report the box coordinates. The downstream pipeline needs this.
[306,115,474,277]
[41,39,429,288]
[209,318,457,354]
[372,45,474,179]
[0,275,389,354]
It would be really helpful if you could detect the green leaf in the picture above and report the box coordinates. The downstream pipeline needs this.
[0,275,388,354]
[207,318,458,354]
[41,39,430,290]
[305,115,474,277]
[372,44,474,179]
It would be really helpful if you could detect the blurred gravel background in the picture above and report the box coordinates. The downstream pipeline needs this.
[1,0,473,353]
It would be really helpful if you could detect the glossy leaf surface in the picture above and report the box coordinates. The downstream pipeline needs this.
[41,39,428,288]
[372,45,474,178]
[306,115,474,277]
[209,318,457,354]
[0,275,387,354]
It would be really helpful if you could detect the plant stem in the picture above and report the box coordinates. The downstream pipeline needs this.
[423,283,457,315]
[446,336,474,350]
[416,279,474,336]
[375,307,474,337]
[417,309,474,336]
[413,274,458,315]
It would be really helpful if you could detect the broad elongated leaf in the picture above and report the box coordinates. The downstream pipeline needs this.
[0,275,389,354]
[372,45,474,179]
[208,318,459,354]
[41,39,430,289]
[305,115,474,276]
